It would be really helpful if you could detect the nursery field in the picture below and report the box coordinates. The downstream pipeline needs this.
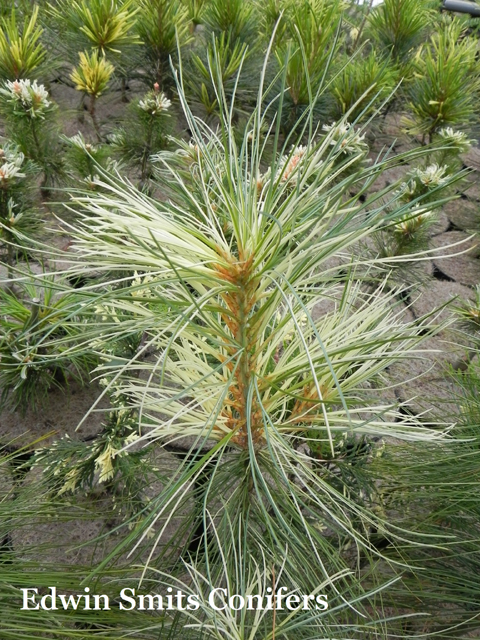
[2,0,480,639]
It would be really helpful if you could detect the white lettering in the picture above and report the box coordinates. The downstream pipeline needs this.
[264,587,274,609]
[245,594,264,610]
[187,594,200,610]
[119,588,136,610]
[58,593,84,610]
[21,588,39,610]
[93,594,110,610]
[41,587,57,610]
[83,587,91,610]
[274,586,288,610]
[208,588,227,610]
[301,594,314,609]
[285,594,300,610]
[229,594,245,610]
[138,594,163,610]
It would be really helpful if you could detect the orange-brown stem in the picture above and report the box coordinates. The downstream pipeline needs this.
[215,253,264,449]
